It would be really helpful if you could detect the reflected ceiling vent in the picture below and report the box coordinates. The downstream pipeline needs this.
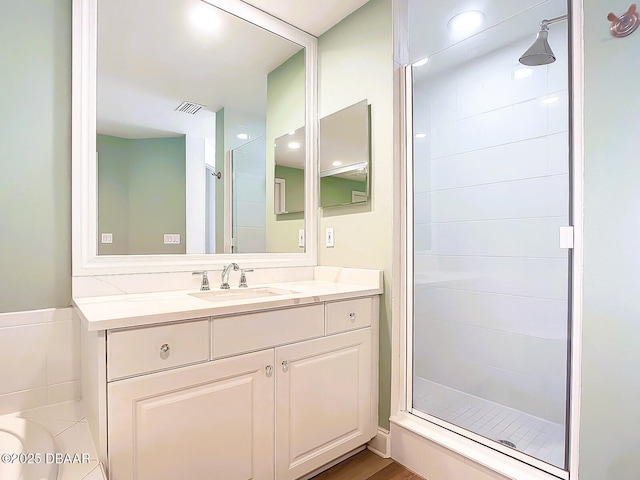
[175,101,206,114]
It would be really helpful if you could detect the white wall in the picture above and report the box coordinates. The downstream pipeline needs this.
[0,308,80,414]
[412,26,569,424]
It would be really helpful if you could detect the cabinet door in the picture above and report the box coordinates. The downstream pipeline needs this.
[275,328,373,480]
[108,349,274,480]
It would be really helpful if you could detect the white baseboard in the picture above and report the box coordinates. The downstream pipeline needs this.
[367,427,391,458]
[298,446,365,480]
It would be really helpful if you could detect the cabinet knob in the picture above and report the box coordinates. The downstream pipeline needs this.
[281,360,289,373]
[159,343,170,359]
[265,365,273,377]
[349,312,356,321]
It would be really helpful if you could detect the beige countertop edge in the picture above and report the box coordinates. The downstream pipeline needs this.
[74,285,383,332]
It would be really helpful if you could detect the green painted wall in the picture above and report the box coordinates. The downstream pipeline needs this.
[266,50,306,252]
[97,135,186,255]
[0,0,71,313]
[579,2,640,478]
[274,165,304,214]
[320,176,367,208]
[318,0,394,429]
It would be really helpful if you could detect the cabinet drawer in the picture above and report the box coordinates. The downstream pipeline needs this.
[325,297,372,334]
[212,304,324,359]
[107,319,209,381]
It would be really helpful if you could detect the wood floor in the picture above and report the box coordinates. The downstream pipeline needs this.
[311,450,425,480]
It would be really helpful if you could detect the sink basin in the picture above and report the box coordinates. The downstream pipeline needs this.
[190,287,296,302]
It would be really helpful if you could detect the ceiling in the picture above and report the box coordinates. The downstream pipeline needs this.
[409,0,567,79]
[240,0,371,36]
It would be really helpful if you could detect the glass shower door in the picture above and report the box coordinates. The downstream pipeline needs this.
[409,0,571,472]
[229,135,267,253]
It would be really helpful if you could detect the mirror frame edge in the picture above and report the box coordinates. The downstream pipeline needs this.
[71,0,319,276]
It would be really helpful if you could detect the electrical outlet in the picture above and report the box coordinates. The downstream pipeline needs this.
[164,234,181,245]
[325,227,335,248]
[298,229,305,248]
[101,233,113,244]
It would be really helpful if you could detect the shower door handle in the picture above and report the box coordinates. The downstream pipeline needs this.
[559,226,574,249]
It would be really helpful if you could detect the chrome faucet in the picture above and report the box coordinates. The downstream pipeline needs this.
[192,271,210,291]
[220,263,239,289]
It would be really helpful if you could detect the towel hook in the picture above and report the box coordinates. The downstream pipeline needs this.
[607,4,639,37]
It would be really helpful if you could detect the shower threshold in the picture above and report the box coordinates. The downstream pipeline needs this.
[412,378,565,469]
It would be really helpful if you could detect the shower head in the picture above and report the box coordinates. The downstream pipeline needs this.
[519,27,556,66]
[519,14,568,66]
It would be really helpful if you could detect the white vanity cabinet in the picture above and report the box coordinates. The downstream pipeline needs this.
[82,294,379,480]
[275,328,372,480]
[108,349,275,480]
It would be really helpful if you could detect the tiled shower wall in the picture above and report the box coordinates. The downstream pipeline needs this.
[233,136,267,253]
[0,307,80,414]
[413,26,569,424]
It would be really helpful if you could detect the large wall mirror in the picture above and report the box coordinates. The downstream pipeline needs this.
[72,0,318,275]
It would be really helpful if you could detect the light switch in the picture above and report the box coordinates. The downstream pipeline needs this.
[325,227,335,248]
[298,229,305,248]
[101,233,113,244]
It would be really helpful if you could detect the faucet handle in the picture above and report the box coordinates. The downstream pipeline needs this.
[192,271,210,291]
[239,269,254,288]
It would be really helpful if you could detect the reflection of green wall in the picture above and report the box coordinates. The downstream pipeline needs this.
[274,165,304,214]
[266,50,306,252]
[97,134,186,255]
[320,176,366,207]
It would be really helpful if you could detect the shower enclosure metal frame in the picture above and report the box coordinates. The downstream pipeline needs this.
[389,1,585,479]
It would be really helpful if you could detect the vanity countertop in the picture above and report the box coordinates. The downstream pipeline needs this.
[74,272,383,331]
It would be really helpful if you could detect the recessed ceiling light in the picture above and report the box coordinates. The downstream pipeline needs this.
[413,57,429,67]
[190,3,221,34]
[237,133,249,140]
[542,95,560,104]
[414,133,427,139]
[288,130,296,135]
[288,142,301,149]
[448,10,485,34]
[513,68,533,80]
[332,161,343,167]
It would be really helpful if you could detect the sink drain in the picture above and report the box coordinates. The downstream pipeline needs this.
[498,439,517,449]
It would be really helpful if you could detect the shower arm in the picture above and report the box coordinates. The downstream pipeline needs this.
[540,14,568,30]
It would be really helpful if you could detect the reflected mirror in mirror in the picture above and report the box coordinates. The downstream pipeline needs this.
[319,100,370,208]
[274,126,305,216]
[96,0,306,256]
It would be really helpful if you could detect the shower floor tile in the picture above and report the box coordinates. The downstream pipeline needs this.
[413,378,565,468]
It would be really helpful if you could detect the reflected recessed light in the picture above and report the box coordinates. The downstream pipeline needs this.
[542,96,560,104]
[237,133,249,140]
[332,161,343,167]
[448,10,485,34]
[513,68,533,80]
[413,57,429,67]
[288,142,301,149]
[190,3,221,34]
[414,133,427,139]
[288,130,296,135]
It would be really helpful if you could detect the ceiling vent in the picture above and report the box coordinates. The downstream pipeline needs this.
[175,101,206,114]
